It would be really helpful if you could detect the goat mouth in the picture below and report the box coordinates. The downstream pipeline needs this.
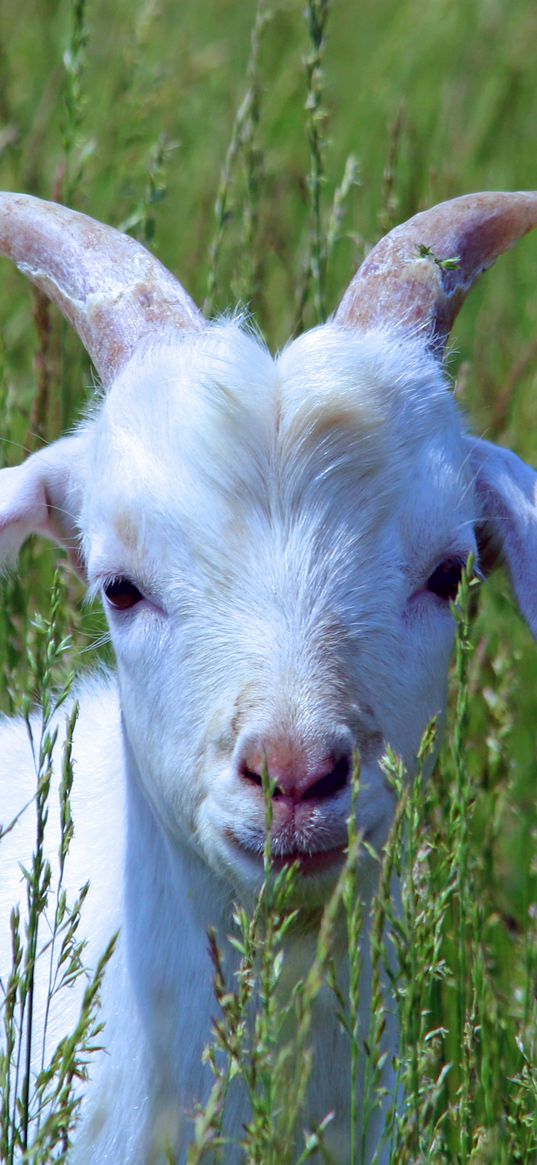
[273,846,346,875]
[224,829,346,876]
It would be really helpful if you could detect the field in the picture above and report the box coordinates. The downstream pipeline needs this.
[0,0,536,1161]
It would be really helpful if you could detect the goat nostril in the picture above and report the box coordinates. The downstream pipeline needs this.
[239,762,263,788]
[239,761,285,798]
[302,754,351,802]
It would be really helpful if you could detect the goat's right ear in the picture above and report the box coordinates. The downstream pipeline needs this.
[0,434,86,575]
[469,437,537,639]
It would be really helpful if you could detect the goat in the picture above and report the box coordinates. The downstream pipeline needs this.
[0,191,536,1164]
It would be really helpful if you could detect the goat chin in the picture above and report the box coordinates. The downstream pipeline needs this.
[1,191,537,1163]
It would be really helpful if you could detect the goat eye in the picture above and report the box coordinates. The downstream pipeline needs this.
[427,559,465,602]
[103,576,144,611]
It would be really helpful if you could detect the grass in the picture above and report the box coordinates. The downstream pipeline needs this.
[0,0,536,1160]
[0,575,116,1163]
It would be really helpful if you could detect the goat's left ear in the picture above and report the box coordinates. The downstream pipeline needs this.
[469,437,537,637]
[0,434,86,576]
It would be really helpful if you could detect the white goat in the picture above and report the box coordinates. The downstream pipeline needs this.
[1,191,537,1164]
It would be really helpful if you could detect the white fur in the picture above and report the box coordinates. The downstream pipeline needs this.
[1,318,536,1163]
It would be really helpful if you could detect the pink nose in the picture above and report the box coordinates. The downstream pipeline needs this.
[235,730,353,804]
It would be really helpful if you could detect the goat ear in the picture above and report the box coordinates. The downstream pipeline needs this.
[0,435,86,576]
[469,437,537,637]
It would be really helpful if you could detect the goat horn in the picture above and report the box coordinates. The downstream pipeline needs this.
[0,192,203,385]
[335,191,537,352]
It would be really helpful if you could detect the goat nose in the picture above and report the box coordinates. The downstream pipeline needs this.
[236,731,353,803]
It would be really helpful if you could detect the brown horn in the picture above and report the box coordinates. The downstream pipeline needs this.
[0,193,203,385]
[335,191,537,352]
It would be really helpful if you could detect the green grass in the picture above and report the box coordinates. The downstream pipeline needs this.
[0,0,536,1160]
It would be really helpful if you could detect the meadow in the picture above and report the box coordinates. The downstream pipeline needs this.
[0,0,536,1160]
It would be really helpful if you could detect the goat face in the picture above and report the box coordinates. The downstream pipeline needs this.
[81,323,471,896]
[0,192,536,901]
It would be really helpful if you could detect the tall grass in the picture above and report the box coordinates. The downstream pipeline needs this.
[0,0,536,1160]
[0,576,116,1163]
